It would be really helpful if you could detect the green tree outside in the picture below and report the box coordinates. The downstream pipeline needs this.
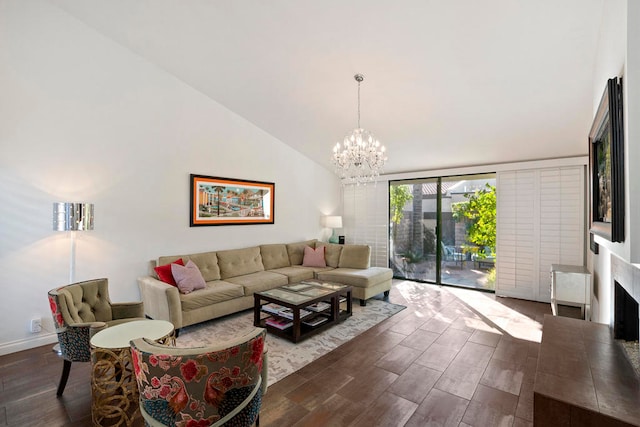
[451,184,496,253]
[390,185,413,225]
[389,185,413,256]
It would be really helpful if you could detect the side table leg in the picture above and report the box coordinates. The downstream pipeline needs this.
[92,347,139,426]
[550,299,558,316]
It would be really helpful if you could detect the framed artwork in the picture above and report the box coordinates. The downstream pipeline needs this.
[190,174,274,226]
[588,77,624,242]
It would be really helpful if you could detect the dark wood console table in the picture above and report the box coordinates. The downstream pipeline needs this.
[533,315,639,426]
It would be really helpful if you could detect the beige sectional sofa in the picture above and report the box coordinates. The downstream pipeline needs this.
[138,239,392,331]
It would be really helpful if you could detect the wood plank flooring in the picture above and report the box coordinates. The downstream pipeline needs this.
[0,280,579,426]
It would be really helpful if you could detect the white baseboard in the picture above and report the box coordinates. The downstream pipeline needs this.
[0,333,58,356]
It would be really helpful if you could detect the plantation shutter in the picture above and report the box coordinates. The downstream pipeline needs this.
[537,166,585,301]
[496,170,537,300]
[496,166,585,302]
[343,182,389,267]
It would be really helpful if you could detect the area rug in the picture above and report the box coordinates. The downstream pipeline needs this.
[176,299,406,386]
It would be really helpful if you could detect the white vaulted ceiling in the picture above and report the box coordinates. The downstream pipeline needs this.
[49,0,605,175]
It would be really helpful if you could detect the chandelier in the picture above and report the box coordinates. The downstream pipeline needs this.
[332,74,387,185]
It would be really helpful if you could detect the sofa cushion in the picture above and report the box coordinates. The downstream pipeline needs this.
[226,271,289,295]
[172,260,207,294]
[338,245,371,269]
[185,252,221,281]
[302,246,326,267]
[217,247,264,279]
[316,267,392,288]
[179,280,245,311]
[316,243,343,268]
[269,266,316,282]
[260,244,291,270]
[286,240,317,265]
[158,251,221,282]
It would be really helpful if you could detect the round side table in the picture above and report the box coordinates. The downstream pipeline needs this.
[90,319,175,427]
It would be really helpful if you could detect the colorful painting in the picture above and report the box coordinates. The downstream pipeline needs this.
[190,174,274,226]
[589,77,624,243]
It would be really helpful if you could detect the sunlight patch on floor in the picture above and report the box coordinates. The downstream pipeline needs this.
[395,280,543,343]
[448,287,543,342]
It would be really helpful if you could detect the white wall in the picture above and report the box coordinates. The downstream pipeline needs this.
[0,1,341,354]
[626,0,640,263]
[588,0,640,326]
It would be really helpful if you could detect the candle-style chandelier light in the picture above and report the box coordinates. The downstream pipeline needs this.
[331,74,387,185]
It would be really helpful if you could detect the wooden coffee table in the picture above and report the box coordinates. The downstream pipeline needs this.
[253,280,352,343]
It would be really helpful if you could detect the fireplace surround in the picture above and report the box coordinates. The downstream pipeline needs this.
[611,254,640,372]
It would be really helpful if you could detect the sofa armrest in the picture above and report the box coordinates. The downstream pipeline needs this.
[111,301,144,319]
[137,276,183,329]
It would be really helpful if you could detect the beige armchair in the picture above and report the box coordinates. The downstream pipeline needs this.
[47,278,145,396]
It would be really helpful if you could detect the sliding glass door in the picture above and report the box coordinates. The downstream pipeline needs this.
[390,174,496,291]
[389,179,438,283]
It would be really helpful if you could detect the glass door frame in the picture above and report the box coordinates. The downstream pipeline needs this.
[389,173,496,292]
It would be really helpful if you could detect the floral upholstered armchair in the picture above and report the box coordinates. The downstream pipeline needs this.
[130,327,267,427]
[48,278,145,396]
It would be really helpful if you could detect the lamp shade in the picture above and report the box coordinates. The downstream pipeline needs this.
[323,215,342,229]
[53,202,94,231]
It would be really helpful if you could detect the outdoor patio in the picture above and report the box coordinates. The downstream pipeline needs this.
[391,254,495,291]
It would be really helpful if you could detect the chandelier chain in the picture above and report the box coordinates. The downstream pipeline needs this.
[357,78,361,129]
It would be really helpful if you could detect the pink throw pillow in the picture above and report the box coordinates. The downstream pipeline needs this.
[171,260,206,294]
[154,258,184,286]
[302,245,326,268]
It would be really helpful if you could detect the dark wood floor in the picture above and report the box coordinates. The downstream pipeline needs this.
[0,281,578,427]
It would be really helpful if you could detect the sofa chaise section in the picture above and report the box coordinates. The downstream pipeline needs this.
[316,244,393,305]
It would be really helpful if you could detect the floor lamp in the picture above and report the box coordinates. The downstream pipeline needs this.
[52,202,94,354]
[53,202,94,283]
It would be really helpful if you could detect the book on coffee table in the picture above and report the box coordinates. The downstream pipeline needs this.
[307,301,331,312]
[262,304,312,319]
[277,307,313,319]
[265,317,293,330]
[261,288,310,303]
[298,287,332,297]
[282,283,313,292]
[262,303,287,315]
[318,282,344,290]
[303,315,329,327]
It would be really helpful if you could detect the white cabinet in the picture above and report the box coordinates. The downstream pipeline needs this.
[550,264,591,320]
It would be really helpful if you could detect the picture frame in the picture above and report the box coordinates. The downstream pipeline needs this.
[588,77,624,242]
[190,174,274,226]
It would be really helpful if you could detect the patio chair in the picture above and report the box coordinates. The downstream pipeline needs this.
[441,243,465,267]
[472,246,496,269]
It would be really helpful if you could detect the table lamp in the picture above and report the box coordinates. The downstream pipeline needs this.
[323,215,342,244]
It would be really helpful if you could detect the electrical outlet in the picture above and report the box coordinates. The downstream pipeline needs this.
[30,318,42,333]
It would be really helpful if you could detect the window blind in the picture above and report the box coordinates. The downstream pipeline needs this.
[343,182,389,267]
